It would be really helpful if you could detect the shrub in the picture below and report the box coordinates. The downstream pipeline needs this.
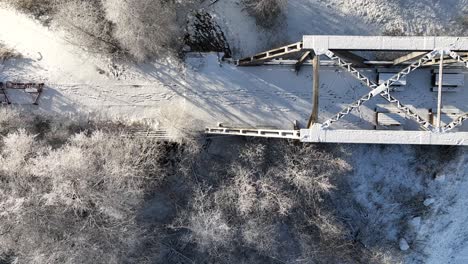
[242,0,287,28]
[0,109,407,264]
[172,140,361,263]
[280,143,348,199]
[3,0,54,18]
[0,43,20,62]
[6,0,199,60]
[183,188,234,254]
[460,15,468,31]
[184,11,232,57]
[53,1,120,54]
[0,129,36,176]
[102,0,182,61]
[0,111,170,263]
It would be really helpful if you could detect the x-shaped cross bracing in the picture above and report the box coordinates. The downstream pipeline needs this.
[440,51,468,132]
[237,41,467,133]
[319,49,461,132]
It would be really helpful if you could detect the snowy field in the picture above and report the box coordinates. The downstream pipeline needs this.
[1,0,468,263]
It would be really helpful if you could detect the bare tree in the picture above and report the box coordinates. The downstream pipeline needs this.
[3,0,53,18]
[53,1,120,54]
[102,0,182,61]
[0,109,403,264]
[0,111,168,263]
[242,0,288,28]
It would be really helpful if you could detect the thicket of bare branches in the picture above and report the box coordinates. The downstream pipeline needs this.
[242,0,287,28]
[4,0,199,61]
[0,109,402,263]
[0,109,184,263]
[461,15,468,32]
[102,0,182,61]
[53,1,120,54]
[169,140,398,263]
[2,0,54,18]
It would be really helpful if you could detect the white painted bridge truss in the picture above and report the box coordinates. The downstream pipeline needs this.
[207,36,468,145]
[321,49,438,131]
[321,49,468,133]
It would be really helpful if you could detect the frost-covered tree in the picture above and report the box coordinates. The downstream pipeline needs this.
[0,111,168,263]
[3,0,53,17]
[242,0,288,28]
[54,1,119,54]
[102,0,182,61]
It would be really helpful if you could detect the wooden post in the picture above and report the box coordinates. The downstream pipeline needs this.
[436,52,444,129]
[307,55,320,128]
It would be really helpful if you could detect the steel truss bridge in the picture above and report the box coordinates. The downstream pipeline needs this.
[206,36,468,145]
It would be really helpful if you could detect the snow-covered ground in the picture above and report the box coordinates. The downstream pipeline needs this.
[415,149,468,264]
[2,7,466,131]
[0,7,179,121]
[346,145,468,263]
[1,1,468,263]
[210,0,376,57]
[0,7,366,129]
[210,0,467,57]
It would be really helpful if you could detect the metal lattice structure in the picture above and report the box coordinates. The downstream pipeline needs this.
[441,51,468,132]
[207,35,468,145]
[321,50,438,130]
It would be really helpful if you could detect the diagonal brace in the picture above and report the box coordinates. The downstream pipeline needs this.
[440,51,468,132]
[295,51,313,73]
[449,51,468,68]
[321,50,439,129]
[442,113,468,133]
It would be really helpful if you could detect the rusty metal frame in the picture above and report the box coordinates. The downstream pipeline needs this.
[1,81,44,105]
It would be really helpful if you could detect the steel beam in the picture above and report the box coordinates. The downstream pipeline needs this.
[436,52,444,128]
[307,55,320,128]
[301,124,468,146]
[393,52,426,65]
[448,51,468,68]
[237,42,303,66]
[303,36,468,51]
[331,50,368,67]
[423,52,468,66]
[442,113,468,133]
[206,127,300,139]
[295,51,313,73]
